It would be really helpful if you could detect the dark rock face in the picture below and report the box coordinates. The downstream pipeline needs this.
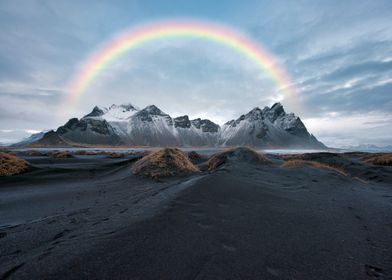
[84,106,105,118]
[191,119,219,133]
[265,102,285,122]
[174,116,191,128]
[58,118,112,135]
[28,130,72,147]
[134,105,172,125]
[56,118,122,145]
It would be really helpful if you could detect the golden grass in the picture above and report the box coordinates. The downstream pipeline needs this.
[281,159,348,176]
[106,152,126,158]
[48,151,74,158]
[207,147,270,171]
[132,148,199,179]
[75,150,98,156]
[362,153,392,166]
[23,150,44,156]
[0,152,28,176]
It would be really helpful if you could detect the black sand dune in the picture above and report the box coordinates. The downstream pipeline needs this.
[0,149,391,279]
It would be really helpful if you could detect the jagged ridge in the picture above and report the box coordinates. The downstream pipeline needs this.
[31,102,326,148]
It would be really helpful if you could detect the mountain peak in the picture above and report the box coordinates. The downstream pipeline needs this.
[119,103,138,111]
[141,105,167,116]
[174,115,191,128]
[270,102,285,113]
[247,107,263,116]
[265,102,286,122]
[84,106,106,118]
[249,107,262,113]
[191,118,219,133]
[109,103,138,112]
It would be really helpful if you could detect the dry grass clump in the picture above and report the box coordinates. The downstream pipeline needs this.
[132,148,199,179]
[207,147,270,171]
[23,150,44,156]
[0,152,28,176]
[106,152,125,158]
[141,150,152,157]
[281,159,348,176]
[75,150,98,156]
[362,153,392,166]
[48,151,74,158]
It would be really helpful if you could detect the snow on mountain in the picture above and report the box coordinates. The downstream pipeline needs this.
[220,103,324,148]
[33,102,326,148]
[84,103,138,122]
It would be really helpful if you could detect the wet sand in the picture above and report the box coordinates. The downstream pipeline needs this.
[0,151,391,279]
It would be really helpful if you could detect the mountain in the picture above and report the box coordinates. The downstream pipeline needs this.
[220,103,324,148]
[28,130,74,147]
[32,102,326,149]
[12,130,48,147]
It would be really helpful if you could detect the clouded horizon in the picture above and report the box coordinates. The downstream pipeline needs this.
[0,0,391,147]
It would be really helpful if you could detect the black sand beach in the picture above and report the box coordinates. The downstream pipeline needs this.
[0,150,391,279]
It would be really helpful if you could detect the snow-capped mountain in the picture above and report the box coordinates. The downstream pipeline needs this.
[220,103,324,148]
[32,102,326,148]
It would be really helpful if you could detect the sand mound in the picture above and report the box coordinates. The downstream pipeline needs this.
[48,151,74,158]
[363,153,392,166]
[132,148,199,178]
[207,147,270,171]
[282,152,352,170]
[0,152,28,176]
[281,153,351,175]
[281,159,348,176]
[187,151,204,163]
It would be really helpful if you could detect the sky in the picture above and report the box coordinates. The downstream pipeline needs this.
[0,0,391,147]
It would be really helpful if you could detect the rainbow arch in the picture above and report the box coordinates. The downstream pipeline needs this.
[65,19,296,108]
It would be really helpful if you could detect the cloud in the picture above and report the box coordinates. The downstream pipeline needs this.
[0,0,391,146]
[322,60,392,82]
[303,112,392,147]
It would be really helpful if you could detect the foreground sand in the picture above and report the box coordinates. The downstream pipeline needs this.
[0,150,391,279]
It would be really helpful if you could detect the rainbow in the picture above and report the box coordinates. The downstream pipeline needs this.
[65,19,296,108]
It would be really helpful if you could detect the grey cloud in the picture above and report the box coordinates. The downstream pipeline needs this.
[323,60,392,82]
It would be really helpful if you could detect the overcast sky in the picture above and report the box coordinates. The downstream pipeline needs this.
[0,0,391,147]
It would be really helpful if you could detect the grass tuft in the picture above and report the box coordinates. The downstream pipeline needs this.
[281,159,348,176]
[132,148,199,179]
[0,152,28,176]
[207,147,270,171]
[362,153,392,166]
[48,151,74,158]
[23,150,44,156]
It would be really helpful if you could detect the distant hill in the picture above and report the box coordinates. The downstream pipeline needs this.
[11,131,48,147]
[343,144,392,152]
